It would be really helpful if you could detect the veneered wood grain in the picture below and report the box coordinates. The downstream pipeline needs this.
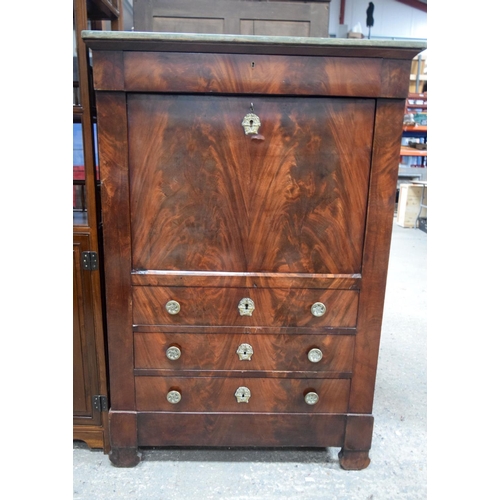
[348,99,406,414]
[132,286,359,328]
[132,324,356,335]
[124,52,395,97]
[137,412,346,447]
[135,376,350,412]
[95,92,135,410]
[92,51,124,90]
[131,271,361,290]
[133,332,354,373]
[128,94,373,274]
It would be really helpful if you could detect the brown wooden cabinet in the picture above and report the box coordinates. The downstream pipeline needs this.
[133,0,330,36]
[73,0,123,451]
[83,31,425,469]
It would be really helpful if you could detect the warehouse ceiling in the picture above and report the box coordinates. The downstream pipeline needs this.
[395,0,427,12]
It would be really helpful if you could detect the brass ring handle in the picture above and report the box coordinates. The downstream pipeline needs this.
[304,391,319,405]
[236,343,253,361]
[166,390,182,404]
[307,348,323,363]
[165,300,181,315]
[311,302,326,317]
[235,386,251,403]
[166,345,181,361]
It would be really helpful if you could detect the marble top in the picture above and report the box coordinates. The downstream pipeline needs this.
[82,30,426,51]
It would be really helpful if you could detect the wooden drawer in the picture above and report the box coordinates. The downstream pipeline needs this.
[122,52,389,97]
[135,376,350,413]
[134,332,354,374]
[132,286,358,327]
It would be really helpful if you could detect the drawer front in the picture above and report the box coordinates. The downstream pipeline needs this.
[132,286,358,327]
[135,376,350,413]
[134,332,354,374]
[137,413,347,448]
[123,52,389,97]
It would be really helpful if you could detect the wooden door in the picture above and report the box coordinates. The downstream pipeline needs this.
[73,234,105,436]
[128,94,375,274]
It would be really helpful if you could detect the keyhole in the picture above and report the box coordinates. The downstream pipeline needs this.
[249,120,253,127]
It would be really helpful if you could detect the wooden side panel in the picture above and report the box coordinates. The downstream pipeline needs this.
[128,94,374,273]
[95,92,134,410]
[138,412,346,447]
[134,332,355,374]
[132,287,359,328]
[135,376,350,412]
[348,99,406,413]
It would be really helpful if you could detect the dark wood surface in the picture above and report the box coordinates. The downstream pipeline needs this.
[134,332,355,374]
[135,376,350,412]
[132,287,358,328]
[128,95,372,273]
[87,32,426,469]
[348,99,407,414]
[95,91,135,411]
[133,0,330,37]
[73,0,112,452]
[120,52,409,98]
[130,271,361,289]
[137,412,346,447]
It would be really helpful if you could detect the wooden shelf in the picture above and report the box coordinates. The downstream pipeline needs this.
[400,146,427,157]
[87,0,120,20]
[403,125,427,133]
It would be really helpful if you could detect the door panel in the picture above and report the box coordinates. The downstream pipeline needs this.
[73,234,101,426]
[128,95,374,274]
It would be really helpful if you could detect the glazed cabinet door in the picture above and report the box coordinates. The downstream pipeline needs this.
[128,94,375,274]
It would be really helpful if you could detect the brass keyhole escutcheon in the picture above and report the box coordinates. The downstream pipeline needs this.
[242,112,261,135]
[235,386,251,403]
[236,343,254,361]
[238,298,255,316]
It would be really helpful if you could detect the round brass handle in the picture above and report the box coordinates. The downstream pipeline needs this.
[166,390,182,404]
[304,391,319,405]
[311,302,326,317]
[236,343,253,361]
[166,345,181,361]
[307,348,323,363]
[165,300,181,315]
[235,386,251,403]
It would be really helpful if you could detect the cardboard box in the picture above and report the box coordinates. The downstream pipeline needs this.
[396,183,427,228]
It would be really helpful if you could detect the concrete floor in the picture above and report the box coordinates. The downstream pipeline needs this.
[73,218,427,500]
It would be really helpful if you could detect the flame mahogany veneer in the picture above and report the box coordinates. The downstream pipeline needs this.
[84,31,426,470]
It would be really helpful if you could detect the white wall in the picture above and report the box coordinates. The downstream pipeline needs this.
[329,0,427,39]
